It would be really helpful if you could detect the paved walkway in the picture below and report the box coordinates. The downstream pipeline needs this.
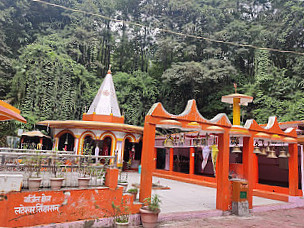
[159,207,304,227]
[125,172,284,213]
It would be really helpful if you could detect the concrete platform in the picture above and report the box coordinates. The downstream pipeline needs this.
[126,172,285,214]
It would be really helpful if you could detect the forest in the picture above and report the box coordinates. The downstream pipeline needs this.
[0,0,304,139]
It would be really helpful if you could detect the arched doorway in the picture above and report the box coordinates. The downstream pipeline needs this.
[58,133,75,151]
[123,139,132,162]
[83,135,94,155]
[101,137,112,156]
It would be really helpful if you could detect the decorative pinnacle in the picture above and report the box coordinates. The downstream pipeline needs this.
[233,83,237,93]
[107,64,112,74]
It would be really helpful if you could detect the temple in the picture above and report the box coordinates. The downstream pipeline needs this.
[38,70,143,168]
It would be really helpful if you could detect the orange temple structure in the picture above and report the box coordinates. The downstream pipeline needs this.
[139,99,300,211]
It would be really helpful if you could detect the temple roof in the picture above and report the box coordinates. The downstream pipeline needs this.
[87,70,121,117]
[37,120,144,134]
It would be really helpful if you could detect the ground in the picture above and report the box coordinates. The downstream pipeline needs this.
[158,207,304,227]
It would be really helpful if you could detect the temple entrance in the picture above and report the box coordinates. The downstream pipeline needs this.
[123,139,133,170]
[122,139,142,170]
[58,133,74,151]
[135,140,142,162]
[83,135,94,155]
[101,137,112,156]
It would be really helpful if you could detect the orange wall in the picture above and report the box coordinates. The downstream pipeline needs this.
[0,188,141,227]
[0,168,141,227]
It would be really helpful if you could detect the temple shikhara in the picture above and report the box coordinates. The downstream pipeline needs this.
[38,70,143,168]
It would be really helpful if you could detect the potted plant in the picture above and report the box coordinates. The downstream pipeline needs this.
[50,154,65,190]
[140,194,161,228]
[97,158,109,186]
[112,199,130,227]
[117,170,128,192]
[27,152,43,191]
[127,188,138,201]
[78,144,93,188]
[78,165,91,189]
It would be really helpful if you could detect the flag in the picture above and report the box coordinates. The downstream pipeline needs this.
[211,145,219,175]
[201,146,211,171]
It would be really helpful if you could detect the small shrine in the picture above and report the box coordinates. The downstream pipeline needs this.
[38,70,143,168]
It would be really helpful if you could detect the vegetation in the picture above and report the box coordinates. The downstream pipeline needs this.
[112,199,130,223]
[1,0,304,141]
[127,188,138,194]
[143,194,161,212]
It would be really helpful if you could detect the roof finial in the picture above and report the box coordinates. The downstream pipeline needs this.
[107,64,112,74]
[233,83,237,93]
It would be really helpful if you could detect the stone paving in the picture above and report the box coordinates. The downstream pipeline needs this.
[125,172,304,228]
[159,207,304,227]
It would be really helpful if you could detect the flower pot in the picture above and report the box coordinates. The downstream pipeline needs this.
[118,182,128,192]
[28,178,42,191]
[115,220,129,228]
[50,178,64,190]
[78,177,91,189]
[140,207,160,228]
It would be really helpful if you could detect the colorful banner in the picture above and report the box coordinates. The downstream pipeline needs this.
[201,146,211,171]
[211,144,219,176]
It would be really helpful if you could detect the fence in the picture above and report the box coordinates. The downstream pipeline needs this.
[0,148,115,189]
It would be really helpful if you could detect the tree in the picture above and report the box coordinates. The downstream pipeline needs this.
[113,71,159,125]
[160,59,237,118]
[10,40,96,123]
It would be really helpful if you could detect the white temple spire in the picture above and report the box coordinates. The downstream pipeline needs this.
[87,69,121,117]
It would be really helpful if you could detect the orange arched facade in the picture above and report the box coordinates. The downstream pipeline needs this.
[78,131,97,155]
[99,131,117,157]
[120,134,137,165]
[54,130,76,150]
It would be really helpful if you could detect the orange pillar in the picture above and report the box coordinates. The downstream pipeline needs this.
[105,168,119,190]
[139,117,156,202]
[189,147,195,175]
[216,130,230,211]
[169,148,174,171]
[288,143,298,196]
[243,136,254,209]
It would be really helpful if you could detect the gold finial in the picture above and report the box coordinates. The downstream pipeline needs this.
[233,83,237,93]
[107,64,112,74]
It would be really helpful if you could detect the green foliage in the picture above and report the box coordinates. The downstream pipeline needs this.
[248,50,301,123]
[112,199,129,223]
[127,188,138,194]
[143,194,161,212]
[113,71,159,126]
[11,40,96,122]
[160,59,236,117]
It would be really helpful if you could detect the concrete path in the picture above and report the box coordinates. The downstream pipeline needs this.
[125,172,285,213]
